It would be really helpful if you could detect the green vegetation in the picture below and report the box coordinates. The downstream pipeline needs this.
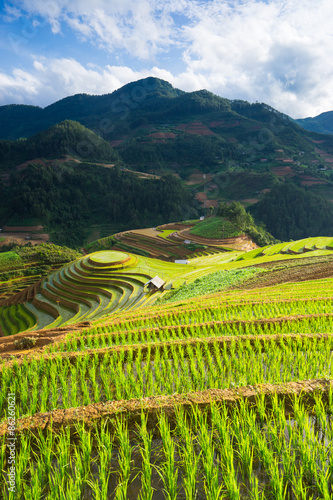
[157,267,264,303]
[0,244,81,306]
[89,250,129,265]
[187,203,277,247]
[0,251,21,269]
[0,120,119,170]
[250,181,333,240]
[1,233,333,498]
[4,235,333,334]
[2,74,333,496]
[1,161,197,247]
[190,216,242,239]
[2,393,333,499]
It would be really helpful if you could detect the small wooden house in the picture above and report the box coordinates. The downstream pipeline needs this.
[145,276,165,292]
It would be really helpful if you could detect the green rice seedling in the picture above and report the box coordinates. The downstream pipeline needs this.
[196,409,225,500]
[0,434,6,476]
[88,362,101,403]
[291,466,311,500]
[87,452,110,500]
[267,458,287,500]
[39,375,50,413]
[22,461,44,500]
[249,475,265,500]
[76,423,94,481]
[114,418,132,500]
[87,421,113,499]
[12,433,31,498]
[48,428,72,498]
[175,407,200,500]
[137,413,154,500]
[158,413,179,500]
[34,427,55,479]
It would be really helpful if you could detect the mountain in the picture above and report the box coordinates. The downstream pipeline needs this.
[0,78,184,140]
[0,120,119,170]
[295,111,333,135]
[1,77,333,246]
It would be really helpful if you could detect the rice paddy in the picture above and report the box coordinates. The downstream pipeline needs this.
[1,237,333,498]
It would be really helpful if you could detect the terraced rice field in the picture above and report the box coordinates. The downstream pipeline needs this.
[1,240,333,498]
[1,238,333,336]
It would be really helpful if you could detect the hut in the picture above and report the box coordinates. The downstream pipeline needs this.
[145,276,165,292]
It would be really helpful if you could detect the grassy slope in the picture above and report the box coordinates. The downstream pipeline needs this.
[189,217,242,239]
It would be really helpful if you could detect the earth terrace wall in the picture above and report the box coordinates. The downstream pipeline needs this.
[0,378,331,437]
[0,280,42,306]
[32,297,59,321]
[41,286,80,314]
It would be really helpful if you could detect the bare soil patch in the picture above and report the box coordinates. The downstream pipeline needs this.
[3,225,44,232]
[0,232,49,246]
[194,192,219,207]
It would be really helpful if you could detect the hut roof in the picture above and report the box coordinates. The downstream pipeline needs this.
[147,276,165,289]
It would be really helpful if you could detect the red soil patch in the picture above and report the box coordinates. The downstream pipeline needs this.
[311,139,326,144]
[149,132,176,139]
[177,122,216,136]
[16,158,46,171]
[260,188,271,194]
[272,166,295,177]
[276,158,293,163]
[209,120,241,128]
[195,192,207,202]
[209,121,225,127]
[195,192,218,207]
[299,174,328,186]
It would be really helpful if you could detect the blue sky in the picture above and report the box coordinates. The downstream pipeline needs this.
[1,0,333,118]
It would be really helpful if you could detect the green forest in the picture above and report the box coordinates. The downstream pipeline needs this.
[250,182,333,240]
[0,120,119,170]
[0,162,197,247]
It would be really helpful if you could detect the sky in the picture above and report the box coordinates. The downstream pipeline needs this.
[0,0,333,118]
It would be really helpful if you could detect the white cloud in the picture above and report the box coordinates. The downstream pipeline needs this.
[0,58,156,106]
[2,0,333,116]
[179,0,333,117]
[9,0,182,58]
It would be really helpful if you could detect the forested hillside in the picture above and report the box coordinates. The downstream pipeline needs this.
[0,120,119,170]
[0,162,197,246]
[250,182,333,240]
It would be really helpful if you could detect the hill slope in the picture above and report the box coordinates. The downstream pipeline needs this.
[0,120,119,170]
[295,110,333,135]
